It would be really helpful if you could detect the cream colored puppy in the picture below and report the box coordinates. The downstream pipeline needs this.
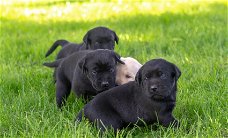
[116,57,142,85]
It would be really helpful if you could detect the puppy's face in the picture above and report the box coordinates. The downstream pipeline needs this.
[116,57,142,85]
[79,50,124,92]
[83,27,119,50]
[136,59,181,100]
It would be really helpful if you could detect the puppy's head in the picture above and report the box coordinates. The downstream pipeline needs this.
[116,57,142,85]
[79,49,124,92]
[135,59,181,100]
[83,26,119,50]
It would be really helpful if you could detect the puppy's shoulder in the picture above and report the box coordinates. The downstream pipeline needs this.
[102,81,138,99]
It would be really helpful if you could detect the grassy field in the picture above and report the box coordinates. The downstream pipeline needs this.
[0,0,227,137]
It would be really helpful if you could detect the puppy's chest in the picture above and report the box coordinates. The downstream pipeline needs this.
[121,104,156,124]
[134,102,169,124]
[135,107,157,124]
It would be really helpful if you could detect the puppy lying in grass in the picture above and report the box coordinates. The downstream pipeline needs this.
[44,49,124,108]
[116,57,142,85]
[76,58,181,131]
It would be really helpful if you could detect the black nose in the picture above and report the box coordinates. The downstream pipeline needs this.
[101,81,109,88]
[150,85,158,92]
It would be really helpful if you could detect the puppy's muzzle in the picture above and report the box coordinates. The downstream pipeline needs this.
[101,81,110,90]
[149,85,168,98]
[150,85,158,92]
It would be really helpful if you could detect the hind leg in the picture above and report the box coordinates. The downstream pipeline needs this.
[53,68,57,83]
[56,79,71,108]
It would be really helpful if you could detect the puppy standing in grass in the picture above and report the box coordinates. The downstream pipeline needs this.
[76,59,181,131]
[44,49,124,108]
[45,26,119,59]
[45,26,119,82]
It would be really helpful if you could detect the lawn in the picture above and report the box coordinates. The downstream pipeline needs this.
[0,0,227,137]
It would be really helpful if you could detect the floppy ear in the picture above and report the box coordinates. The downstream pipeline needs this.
[173,64,181,81]
[83,32,90,49]
[135,67,143,85]
[112,52,125,64]
[78,57,88,74]
[112,31,119,45]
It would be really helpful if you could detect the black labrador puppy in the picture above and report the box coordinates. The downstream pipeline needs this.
[76,58,181,131]
[44,49,124,108]
[45,26,119,59]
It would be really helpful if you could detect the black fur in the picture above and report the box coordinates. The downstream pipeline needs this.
[76,58,181,132]
[45,26,119,59]
[44,49,124,108]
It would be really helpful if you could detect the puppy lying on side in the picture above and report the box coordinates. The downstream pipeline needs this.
[116,57,142,85]
[44,49,124,108]
[76,59,181,131]
[45,26,119,59]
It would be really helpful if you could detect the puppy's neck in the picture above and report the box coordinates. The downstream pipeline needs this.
[134,86,176,117]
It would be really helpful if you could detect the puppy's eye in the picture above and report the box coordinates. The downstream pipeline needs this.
[160,73,166,79]
[92,70,97,75]
[109,68,114,73]
[125,74,131,78]
[158,71,163,76]
[144,77,148,80]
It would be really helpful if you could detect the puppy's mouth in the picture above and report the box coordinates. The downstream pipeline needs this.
[150,90,172,100]
[147,87,172,100]
[151,94,166,100]
[102,87,110,90]
[91,83,102,92]
[92,83,110,93]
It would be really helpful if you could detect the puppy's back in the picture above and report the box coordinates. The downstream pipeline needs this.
[56,43,85,59]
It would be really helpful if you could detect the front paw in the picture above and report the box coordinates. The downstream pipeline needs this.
[161,117,180,128]
[171,119,180,128]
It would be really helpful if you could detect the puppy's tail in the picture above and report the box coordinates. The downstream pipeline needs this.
[45,39,69,57]
[43,59,62,68]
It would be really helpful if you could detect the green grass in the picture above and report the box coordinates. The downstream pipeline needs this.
[0,0,227,137]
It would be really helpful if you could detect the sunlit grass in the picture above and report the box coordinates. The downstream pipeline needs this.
[0,0,227,137]
[2,0,226,22]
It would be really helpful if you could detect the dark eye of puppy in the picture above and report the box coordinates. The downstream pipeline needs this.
[158,71,163,76]
[95,41,100,45]
[126,74,131,78]
[109,68,114,73]
[92,70,97,75]
[160,73,166,79]
[144,76,148,81]
[158,71,166,79]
